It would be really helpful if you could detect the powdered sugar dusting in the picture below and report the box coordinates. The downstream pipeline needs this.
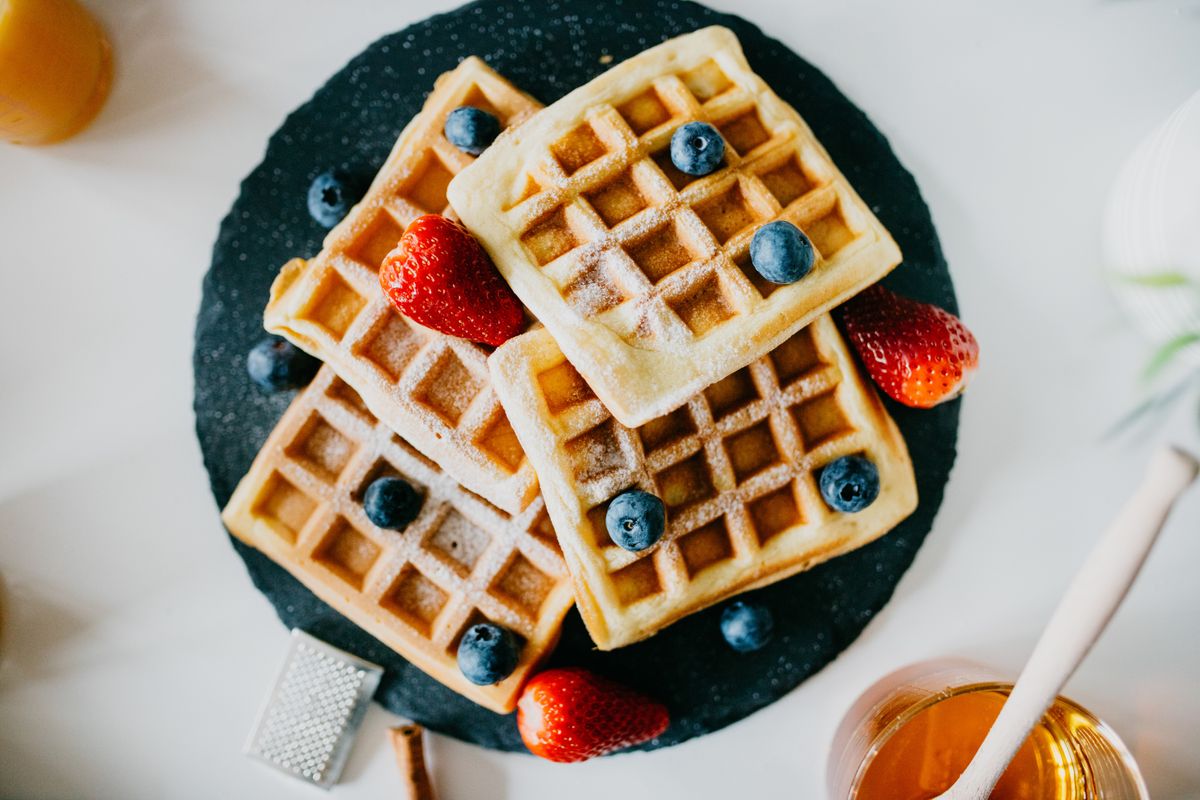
[224,366,573,711]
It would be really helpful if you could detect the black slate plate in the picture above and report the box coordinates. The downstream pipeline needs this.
[194,0,959,753]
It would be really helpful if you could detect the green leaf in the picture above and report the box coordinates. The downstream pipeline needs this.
[1142,332,1200,384]
[1106,369,1199,441]
[1116,271,1195,289]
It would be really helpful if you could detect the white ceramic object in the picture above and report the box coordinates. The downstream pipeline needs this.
[1102,90,1200,374]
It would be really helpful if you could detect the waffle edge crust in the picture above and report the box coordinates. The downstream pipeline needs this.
[222,367,575,713]
[264,57,543,515]
[450,26,903,428]
[489,316,917,650]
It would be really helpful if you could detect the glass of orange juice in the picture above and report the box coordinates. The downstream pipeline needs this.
[0,0,112,145]
[827,659,1148,800]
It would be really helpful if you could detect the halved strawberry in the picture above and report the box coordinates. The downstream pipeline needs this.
[379,215,524,346]
[517,668,669,763]
[839,285,979,408]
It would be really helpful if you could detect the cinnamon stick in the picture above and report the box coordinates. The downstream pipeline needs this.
[389,724,436,800]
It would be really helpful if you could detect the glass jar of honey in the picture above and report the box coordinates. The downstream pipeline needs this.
[828,660,1148,800]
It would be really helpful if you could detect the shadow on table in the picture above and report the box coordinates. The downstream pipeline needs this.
[0,424,219,682]
[0,575,90,687]
[0,729,105,798]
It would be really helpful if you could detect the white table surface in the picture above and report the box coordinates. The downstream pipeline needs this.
[3,0,1199,797]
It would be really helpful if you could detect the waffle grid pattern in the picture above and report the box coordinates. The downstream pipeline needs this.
[510,67,857,338]
[452,27,902,427]
[223,367,574,712]
[265,57,543,514]
[490,316,916,649]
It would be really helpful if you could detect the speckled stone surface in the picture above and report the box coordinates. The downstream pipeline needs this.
[193,0,960,753]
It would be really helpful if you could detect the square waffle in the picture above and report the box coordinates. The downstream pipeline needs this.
[265,57,543,514]
[450,27,902,428]
[488,316,916,650]
[222,366,575,713]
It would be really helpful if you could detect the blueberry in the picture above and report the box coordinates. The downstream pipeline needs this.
[819,455,880,513]
[307,170,356,228]
[750,220,815,284]
[606,489,666,552]
[669,121,725,176]
[720,600,774,653]
[363,477,422,530]
[246,336,319,392]
[457,622,521,685]
[444,106,501,155]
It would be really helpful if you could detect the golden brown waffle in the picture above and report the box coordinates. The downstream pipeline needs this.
[451,27,902,428]
[222,366,574,713]
[489,316,916,649]
[265,57,543,514]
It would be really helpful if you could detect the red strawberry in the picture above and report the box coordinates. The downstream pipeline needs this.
[517,668,669,763]
[379,214,524,346]
[839,284,979,408]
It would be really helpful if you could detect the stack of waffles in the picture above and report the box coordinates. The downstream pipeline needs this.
[454,27,917,649]
[224,28,918,712]
[224,58,574,713]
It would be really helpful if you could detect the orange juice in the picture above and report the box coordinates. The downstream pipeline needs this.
[0,0,112,144]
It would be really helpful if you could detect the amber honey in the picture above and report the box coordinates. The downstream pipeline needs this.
[0,0,112,144]
[828,661,1148,800]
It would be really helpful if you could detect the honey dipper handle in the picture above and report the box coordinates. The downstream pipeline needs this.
[390,725,437,800]
[938,445,1198,800]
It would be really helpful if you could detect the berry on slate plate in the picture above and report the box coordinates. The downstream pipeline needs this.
[605,489,666,552]
[720,600,774,653]
[444,106,502,155]
[750,220,815,284]
[517,668,670,762]
[307,170,357,228]
[818,455,880,513]
[379,215,525,346]
[457,622,521,686]
[670,121,725,176]
[246,336,320,392]
[839,284,980,409]
[363,477,422,530]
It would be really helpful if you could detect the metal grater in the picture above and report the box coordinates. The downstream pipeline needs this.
[245,629,383,789]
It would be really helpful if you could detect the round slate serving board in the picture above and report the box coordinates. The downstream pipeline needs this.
[194,0,960,753]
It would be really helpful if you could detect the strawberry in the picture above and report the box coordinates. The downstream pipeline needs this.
[517,668,669,762]
[379,214,524,346]
[839,284,979,409]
